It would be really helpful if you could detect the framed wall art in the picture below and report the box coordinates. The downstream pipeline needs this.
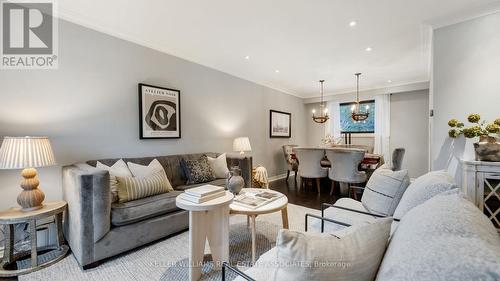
[139,83,181,139]
[270,110,291,138]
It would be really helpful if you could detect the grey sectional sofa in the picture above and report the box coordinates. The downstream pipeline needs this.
[228,181,500,280]
[62,152,251,268]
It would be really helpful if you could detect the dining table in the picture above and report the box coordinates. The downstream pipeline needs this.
[291,148,384,168]
[290,147,385,177]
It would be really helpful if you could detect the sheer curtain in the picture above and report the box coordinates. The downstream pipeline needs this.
[325,101,341,139]
[374,94,391,161]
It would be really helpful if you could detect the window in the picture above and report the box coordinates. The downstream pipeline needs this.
[339,100,375,133]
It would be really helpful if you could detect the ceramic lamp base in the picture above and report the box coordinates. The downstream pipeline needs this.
[17,168,45,212]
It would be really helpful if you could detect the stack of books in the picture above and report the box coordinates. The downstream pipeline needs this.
[182,185,226,204]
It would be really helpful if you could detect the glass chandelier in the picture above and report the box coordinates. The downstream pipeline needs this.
[351,73,369,122]
[312,80,329,124]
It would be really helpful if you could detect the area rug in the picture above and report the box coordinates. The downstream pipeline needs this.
[20,203,320,281]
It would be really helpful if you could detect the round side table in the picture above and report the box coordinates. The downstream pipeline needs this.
[176,191,234,281]
[229,188,289,263]
[0,201,68,277]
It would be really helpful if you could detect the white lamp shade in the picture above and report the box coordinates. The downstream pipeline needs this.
[233,137,252,152]
[0,137,56,169]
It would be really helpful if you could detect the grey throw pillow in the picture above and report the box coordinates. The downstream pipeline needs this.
[361,165,410,216]
[274,218,392,281]
[181,156,216,184]
[393,170,456,221]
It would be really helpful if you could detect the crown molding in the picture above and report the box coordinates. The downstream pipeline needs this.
[425,2,500,29]
[302,81,430,104]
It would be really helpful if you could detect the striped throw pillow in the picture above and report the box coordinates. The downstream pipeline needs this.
[361,165,410,216]
[116,171,171,203]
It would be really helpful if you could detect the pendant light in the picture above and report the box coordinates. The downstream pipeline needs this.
[312,80,329,124]
[351,73,369,122]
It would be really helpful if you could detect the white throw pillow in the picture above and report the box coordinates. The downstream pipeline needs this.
[274,218,392,281]
[361,165,410,216]
[96,159,133,202]
[207,153,230,179]
[96,159,133,177]
[127,159,173,191]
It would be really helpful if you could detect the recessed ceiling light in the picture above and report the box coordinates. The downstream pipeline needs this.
[244,55,250,60]
[349,21,357,27]
[387,80,393,83]
[365,47,372,52]
[275,70,280,73]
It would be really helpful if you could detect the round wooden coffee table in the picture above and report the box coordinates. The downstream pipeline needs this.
[229,188,289,263]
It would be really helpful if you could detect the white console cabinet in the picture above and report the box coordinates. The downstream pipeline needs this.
[461,160,500,231]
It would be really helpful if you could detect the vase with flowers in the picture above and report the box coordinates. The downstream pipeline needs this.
[448,114,500,162]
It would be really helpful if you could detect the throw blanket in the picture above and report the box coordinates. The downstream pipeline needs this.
[253,166,269,188]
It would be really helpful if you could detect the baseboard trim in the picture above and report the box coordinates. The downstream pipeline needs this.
[268,173,288,182]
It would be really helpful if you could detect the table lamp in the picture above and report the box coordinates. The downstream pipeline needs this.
[233,137,252,155]
[0,137,56,211]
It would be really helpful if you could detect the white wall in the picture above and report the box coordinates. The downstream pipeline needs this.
[390,90,429,178]
[304,103,327,146]
[0,20,307,209]
[431,12,500,183]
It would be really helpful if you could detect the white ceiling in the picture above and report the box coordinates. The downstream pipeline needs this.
[58,0,500,98]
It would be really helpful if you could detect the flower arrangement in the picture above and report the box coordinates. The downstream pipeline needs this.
[448,114,500,139]
[321,134,344,145]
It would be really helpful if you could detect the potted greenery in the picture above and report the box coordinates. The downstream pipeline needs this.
[448,114,500,162]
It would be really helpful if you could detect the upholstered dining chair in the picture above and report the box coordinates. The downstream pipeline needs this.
[391,148,406,171]
[295,148,328,194]
[282,145,299,183]
[325,148,367,198]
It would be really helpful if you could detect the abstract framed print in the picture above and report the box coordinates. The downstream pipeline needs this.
[270,110,291,138]
[139,83,181,139]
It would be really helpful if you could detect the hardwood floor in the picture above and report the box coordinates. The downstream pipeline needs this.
[269,177,339,210]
